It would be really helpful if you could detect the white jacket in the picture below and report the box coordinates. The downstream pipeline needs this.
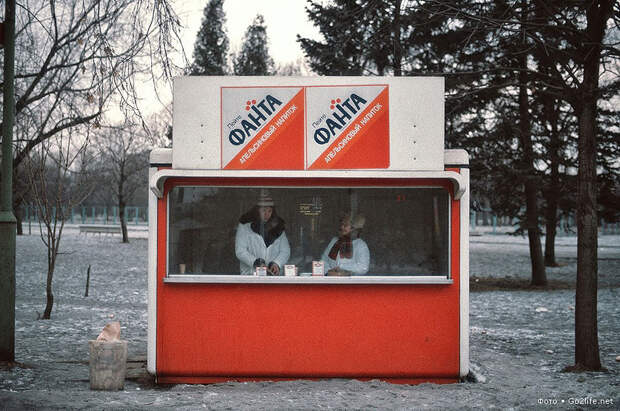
[321,237,370,275]
[235,222,290,275]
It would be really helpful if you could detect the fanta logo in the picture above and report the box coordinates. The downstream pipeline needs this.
[229,95,283,146]
[313,93,367,145]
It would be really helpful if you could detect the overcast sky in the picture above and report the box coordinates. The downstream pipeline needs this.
[175,0,321,65]
[134,1,321,119]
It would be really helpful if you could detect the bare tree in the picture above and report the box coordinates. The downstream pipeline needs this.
[25,128,93,319]
[93,122,159,243]
[1,0,186,229]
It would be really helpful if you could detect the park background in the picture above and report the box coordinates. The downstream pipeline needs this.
[1,0,619,409]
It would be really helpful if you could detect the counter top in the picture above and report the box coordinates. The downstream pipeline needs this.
[163,275,453,285]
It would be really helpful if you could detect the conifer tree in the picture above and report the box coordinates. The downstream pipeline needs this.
[413,0,618,369]
[232,15,275,75]
[297,0,398,75]
[191,0,229,75]
[299,0,618,371]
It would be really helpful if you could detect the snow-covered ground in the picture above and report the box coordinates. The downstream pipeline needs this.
[1,229,618,410]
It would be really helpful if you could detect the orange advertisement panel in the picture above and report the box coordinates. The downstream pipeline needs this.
[220,84,390,170]
[222,87,305,170]
[306,85,389,169]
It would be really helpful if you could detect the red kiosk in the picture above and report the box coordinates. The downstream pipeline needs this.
[148,76,469,384]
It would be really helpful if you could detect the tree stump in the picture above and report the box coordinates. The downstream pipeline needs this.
[89,340,127,390]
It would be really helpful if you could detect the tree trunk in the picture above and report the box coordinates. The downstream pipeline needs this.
[518,2,546,286]
[544,190,559,266]
[570,1,612,372]
[524,180,546,285]
[393,0,402,76]
[15,206,23,235]
[118,166,129,243]
[544,99,560,267]
[119,197,129,243]
[42,254,55,319]
[84,264,91,297]
[574,95,600,369]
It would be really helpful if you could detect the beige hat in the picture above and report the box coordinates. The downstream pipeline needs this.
[351,214,366,230]
[257,189,274,207]
[342,213,365,230]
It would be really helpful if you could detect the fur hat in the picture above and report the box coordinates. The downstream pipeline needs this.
[257,189,274,207]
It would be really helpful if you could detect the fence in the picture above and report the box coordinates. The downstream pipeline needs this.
[19,205,148,226]
[17,204,620,235]
[470,209,619,235]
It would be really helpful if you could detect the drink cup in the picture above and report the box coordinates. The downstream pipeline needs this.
[284,265,296,276]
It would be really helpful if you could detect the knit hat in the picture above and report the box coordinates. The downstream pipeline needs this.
[257,189,274,207]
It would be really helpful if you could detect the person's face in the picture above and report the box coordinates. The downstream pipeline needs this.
[258,206,273,222]
[339,218,352,236]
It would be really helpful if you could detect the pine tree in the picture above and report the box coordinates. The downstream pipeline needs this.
[232,15,275,75]
[191,0,229,75]
[297,0,398,75]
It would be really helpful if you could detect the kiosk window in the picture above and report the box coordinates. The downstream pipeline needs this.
[168,186,450,276]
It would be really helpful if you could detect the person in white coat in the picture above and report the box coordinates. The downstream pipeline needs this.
[235,191,290,275]
[321,213,370,276]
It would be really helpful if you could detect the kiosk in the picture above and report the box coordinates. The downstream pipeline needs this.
[148,76,469,384]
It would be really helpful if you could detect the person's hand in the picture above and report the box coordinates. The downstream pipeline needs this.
[327,268,351,277]
[327,268,340,276]
[267,262,280,276]
[326,268,335,276]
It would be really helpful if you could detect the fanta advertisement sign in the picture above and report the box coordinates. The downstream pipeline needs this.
[221,84,389,170]
[172,76,444,171]
[222,87,304,170]
[306,85,389,169]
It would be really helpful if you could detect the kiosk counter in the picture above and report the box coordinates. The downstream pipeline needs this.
[147,76,469,384]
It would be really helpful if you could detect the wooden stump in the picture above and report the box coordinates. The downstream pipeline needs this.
[89,340,127,390]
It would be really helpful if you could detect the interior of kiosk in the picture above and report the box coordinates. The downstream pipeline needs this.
[167,183,451,277]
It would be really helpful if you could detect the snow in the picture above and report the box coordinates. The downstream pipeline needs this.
[1,229,619,409]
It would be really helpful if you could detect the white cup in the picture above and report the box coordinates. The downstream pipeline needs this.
[284,265,297,276]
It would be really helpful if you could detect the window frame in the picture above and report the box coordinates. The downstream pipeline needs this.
[161,177,458,284]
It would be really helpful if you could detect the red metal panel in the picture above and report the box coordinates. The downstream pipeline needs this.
[156,177,461,381]
[157,376,459,385]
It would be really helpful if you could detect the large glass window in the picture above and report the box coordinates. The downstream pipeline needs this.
[168,186,450,276]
